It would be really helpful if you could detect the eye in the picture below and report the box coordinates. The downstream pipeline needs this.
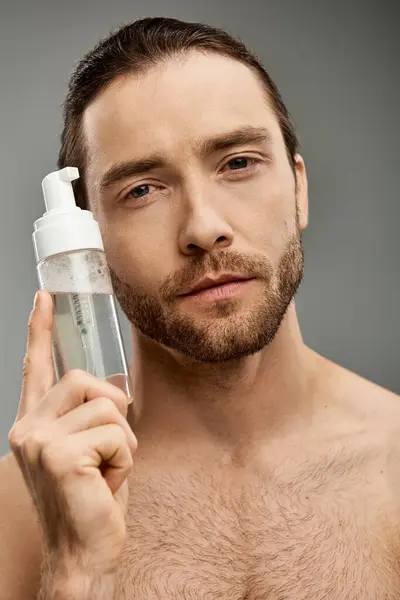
[222,156,262,176]
[125,184,152,199]
[227,157,252,171]
[120,181,167,207]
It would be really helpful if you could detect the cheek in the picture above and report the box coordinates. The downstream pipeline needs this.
[99,215,176,294]
[234,174,296,254]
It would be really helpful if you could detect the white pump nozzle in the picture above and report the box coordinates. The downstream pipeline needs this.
[33,166,104,263]
[42,167,80,212]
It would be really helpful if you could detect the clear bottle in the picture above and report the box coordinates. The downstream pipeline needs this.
[32,167,132,402]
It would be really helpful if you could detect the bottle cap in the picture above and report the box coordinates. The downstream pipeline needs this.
[33,167,104,264]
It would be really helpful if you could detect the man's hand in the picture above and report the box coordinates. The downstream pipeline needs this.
[8,290,137,596]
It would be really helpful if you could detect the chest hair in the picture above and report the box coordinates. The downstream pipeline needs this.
[116,447,400,599]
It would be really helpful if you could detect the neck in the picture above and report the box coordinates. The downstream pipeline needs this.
[127,303,320,450]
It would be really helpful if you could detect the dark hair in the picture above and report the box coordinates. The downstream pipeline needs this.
[58,17,299,209]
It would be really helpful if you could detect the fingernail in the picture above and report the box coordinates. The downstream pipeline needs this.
[34,291,40,309]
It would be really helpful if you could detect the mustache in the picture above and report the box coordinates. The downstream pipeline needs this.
[160,250,273,301]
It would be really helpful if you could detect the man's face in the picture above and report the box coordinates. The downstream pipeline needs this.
[84,52,308,363]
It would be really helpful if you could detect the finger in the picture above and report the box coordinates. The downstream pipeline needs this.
[51,397,137,456]
[35,369,129,421]
[19,290,54,417]
[42,424,135,495]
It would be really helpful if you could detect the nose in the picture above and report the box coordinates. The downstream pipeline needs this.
[178,192,234,256]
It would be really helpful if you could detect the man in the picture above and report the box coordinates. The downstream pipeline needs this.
[1,16,400,600]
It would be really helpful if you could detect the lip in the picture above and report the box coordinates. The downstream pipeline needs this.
[181,274,253,296]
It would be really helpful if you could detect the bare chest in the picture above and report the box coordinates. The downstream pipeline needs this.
[115,453,400,600]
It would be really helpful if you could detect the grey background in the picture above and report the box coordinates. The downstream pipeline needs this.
[0,0,399,456]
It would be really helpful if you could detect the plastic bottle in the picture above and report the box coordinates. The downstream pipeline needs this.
[32,167,133,402]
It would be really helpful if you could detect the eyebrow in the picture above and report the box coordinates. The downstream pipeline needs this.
[99,157,167,192]
[198,125,273,156]
[99,126,273,192]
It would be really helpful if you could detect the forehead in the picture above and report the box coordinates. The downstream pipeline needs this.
[83,52,281,174]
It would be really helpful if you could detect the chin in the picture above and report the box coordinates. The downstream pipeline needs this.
[164,305,285,363]
[170,332,276,364]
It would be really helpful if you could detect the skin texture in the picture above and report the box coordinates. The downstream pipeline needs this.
[2,50,400,599]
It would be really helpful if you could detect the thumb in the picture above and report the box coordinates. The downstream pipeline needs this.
[18,290,54,419]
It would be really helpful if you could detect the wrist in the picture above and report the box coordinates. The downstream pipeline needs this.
[58,573,117,600]
[40,558,118,600]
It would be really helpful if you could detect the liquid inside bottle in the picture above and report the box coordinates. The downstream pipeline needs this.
[51,291,132,399]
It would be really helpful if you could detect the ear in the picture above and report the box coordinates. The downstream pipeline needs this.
[294,153,309,230]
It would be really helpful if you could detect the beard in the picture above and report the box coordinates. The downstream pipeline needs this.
[110,228,304,363]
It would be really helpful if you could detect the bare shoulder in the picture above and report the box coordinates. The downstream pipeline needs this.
[0,452,43,600]
[314,354,400,482]
[308,356,400,518]
[317,353,400,428]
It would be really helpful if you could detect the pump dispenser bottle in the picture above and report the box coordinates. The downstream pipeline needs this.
[32,167,132,402]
